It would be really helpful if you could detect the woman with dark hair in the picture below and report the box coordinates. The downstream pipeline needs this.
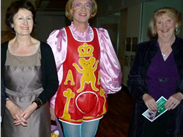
[1,0,58,137]
[47,0,122,136]
[127,7,183,137]
[5,0,36,34]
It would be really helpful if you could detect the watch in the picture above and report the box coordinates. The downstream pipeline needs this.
[32,98,42,109]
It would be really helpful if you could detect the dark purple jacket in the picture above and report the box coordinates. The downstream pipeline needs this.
[127,37,183,137]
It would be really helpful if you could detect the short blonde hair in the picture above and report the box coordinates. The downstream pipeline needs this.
[149,7,182,37]
[65,0,97,21]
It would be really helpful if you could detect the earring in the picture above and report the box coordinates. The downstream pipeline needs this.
[11,24,14,28]
[175,28,178,33]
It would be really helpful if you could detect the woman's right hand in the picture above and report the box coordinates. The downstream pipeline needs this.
[6,99,27,126]
[6,99,22,120]
[142,94,158,111]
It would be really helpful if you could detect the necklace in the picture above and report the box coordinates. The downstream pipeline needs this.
[162,53,166,57]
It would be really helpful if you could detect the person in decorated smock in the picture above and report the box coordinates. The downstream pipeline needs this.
[127,7,183,137]
[1,0,58,137]
[47,0,122,136]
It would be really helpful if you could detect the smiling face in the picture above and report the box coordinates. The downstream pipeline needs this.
[71,0,92,24]
[155,14,176,39]
[12,8,33,36]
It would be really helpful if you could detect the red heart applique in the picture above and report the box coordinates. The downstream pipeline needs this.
[76,92,98,114]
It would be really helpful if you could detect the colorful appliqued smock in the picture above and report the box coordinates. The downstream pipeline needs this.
[47,22,122,124]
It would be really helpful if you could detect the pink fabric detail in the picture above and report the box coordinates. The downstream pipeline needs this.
[98,28,122,94]
[70,22,93,41]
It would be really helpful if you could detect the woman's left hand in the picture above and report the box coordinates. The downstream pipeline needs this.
[164,92,183,110]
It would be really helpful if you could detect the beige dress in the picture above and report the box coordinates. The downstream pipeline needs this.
[2,47,51,137]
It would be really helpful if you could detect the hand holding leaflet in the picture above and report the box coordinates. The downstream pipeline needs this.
[142,96,167,122]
